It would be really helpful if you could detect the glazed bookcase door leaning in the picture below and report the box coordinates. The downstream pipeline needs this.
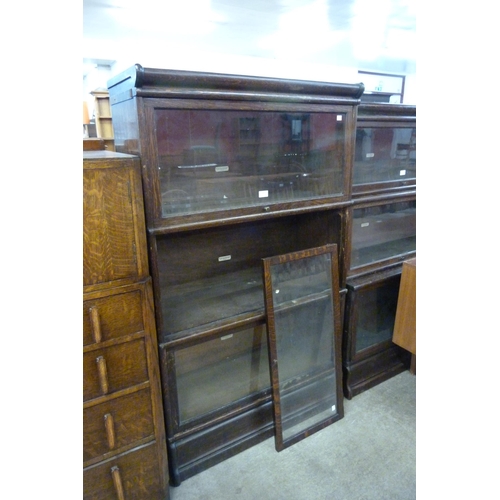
[262,244,344,451]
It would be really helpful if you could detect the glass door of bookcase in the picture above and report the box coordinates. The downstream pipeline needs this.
[153,107,348,218]
[354,125,416,187]
[171,322,271,427]
[262,244,343,451]
[350,198,416,272]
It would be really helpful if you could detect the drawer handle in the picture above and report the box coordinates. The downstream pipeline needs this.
[89,307,102,343]
[111,465,125,500]
[104,413,116,449]
[96,356,109,394]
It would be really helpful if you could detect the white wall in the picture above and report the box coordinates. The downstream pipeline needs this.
[403,74,416,105]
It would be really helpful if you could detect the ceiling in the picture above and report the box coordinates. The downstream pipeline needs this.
[83,0,416,77]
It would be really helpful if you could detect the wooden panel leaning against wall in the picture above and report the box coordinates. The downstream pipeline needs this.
[83,150,170,499]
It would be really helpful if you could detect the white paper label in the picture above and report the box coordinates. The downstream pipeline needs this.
[258,190,269,198]
[220,334,233,341]
[331,405,336,412]
[336,115,342,121]
[361,222,370,227]
[366,153,375,158]
[215,165,229,172]
[399,169,407,176]
[218,255,232,262]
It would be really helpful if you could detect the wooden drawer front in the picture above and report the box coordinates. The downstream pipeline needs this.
[83,388,154,464]
[83,443,163,500]
[84,339,149,402]
[83,290,144,346]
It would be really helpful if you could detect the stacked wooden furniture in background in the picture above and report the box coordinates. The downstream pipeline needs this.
[342,103,416,399]
[83,150,169,499]
[107,64,365,484]
[91,90,115,151]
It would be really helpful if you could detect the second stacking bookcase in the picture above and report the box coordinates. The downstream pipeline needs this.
[342,103,416,399]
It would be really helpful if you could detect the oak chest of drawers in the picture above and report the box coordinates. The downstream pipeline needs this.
[83,151,169,499]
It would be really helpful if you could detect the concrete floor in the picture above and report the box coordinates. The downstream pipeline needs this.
[169,371,416,500]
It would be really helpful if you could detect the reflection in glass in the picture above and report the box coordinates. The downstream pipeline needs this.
[354,127,416,185]
[263,245,343,450]
[154,109,346,216]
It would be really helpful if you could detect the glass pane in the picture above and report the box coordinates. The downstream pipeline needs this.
[355,276,400,353]
[351,200,416,269]
[175,324,270,423]
[354,127,416,185]
[155,109,346,216]
[263,245,342,450]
